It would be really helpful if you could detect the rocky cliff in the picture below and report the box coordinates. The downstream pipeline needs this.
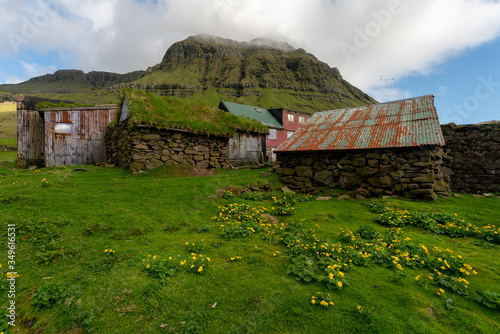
[131,35,375,112]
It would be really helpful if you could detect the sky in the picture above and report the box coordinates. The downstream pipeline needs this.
[1,0,499,124]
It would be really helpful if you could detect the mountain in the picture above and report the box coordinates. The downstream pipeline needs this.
[0,35,376,113]
[0,69,146,94]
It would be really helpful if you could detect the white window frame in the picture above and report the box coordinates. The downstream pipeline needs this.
[268,128,277,140]
[298,115,305,124]
[287,113,295,122]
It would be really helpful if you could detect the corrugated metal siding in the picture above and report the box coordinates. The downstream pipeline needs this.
[276,95,445,152]
[44,108,117,166]
[17,109,44,160]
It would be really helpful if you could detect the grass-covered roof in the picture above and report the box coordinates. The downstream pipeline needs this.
[122,89,268,137]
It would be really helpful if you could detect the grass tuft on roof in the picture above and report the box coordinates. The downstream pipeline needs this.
[122,88,268,137]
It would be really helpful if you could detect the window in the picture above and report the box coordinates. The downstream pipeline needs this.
[54,123,72,134]
[298,115,305,124]
[287,113,295,122]
[287,131,294,138]
[268,128,277,140]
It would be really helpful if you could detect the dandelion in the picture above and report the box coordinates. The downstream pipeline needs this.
[357,305,362,310]
[197,266,203,273]
[311,299,316,304]
[337,282,343,288]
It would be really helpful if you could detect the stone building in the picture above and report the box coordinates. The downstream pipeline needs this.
[274,95,451,200]
[106,89,268,173]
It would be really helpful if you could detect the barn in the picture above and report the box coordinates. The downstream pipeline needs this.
[274,95,451,200]
[16,95,118,168]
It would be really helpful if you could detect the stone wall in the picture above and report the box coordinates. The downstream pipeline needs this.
[441,123,500,193]
[275,146,451,200]
[106,122,231,173]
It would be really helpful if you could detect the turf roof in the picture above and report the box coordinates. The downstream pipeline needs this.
[121,89,268,137]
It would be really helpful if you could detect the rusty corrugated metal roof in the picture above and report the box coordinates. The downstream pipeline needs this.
[275,95,445,152]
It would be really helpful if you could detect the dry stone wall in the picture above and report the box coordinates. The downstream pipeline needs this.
[441,123,500,193]
[106,122,230,173]
[275,146,451,200]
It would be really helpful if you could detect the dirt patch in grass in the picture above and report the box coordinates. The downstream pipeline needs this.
[143,164,219,178]
[0,144,16,151]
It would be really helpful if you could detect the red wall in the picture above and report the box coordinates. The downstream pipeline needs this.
[266,110,309,148]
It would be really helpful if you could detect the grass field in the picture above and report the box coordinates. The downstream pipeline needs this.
[0,163,499,333]
[0,102,17,139]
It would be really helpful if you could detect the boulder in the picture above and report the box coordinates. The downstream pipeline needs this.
[296,166,313,178]
[339,172,363,189]
[146,159,163,170]
[356,166,379,176]
[314,170,334,186]
[367,176,392,188]
[337,194,352,201]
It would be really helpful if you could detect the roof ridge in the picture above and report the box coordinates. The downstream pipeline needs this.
[317,94,435,114]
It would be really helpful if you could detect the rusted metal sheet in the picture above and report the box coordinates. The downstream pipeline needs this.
[229,132,266,163]
[275,95,445,152]
[44,107,117,166]
[17,109,44,160]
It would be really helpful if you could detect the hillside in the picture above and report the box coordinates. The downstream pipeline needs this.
[0,69,145,94]
[0,35,376,113]
[0,101,17,138]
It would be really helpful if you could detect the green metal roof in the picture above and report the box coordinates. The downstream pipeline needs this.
[220,101,284,129]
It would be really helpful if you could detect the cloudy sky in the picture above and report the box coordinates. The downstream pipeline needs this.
[1,0,499,124]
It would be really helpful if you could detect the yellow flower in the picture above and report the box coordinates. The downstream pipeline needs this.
[146,265,150,268]
[197,266,203,272]
[311,299,316,304]
[337,282,343,288]
[357,305,362,310]
[153,255,156,259]
[105,249,108,252]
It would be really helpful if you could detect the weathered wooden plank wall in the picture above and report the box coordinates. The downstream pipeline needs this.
[228,132,266,163]
[17,109,44,161]
[44,107,117,166]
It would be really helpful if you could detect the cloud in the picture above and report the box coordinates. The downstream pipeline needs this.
[20,60,57,79]
[6,76,21,84]
[1,0,500,99]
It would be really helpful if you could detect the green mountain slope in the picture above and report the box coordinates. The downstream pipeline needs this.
[0,69,145,94]
[131,35,375,113]
[0,35,376,113]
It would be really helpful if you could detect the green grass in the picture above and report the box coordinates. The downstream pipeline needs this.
[0,104,17,139]
[0,163,499,333]
[122,88,268,136]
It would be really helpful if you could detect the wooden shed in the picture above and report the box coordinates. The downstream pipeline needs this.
[16,95,117,167]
